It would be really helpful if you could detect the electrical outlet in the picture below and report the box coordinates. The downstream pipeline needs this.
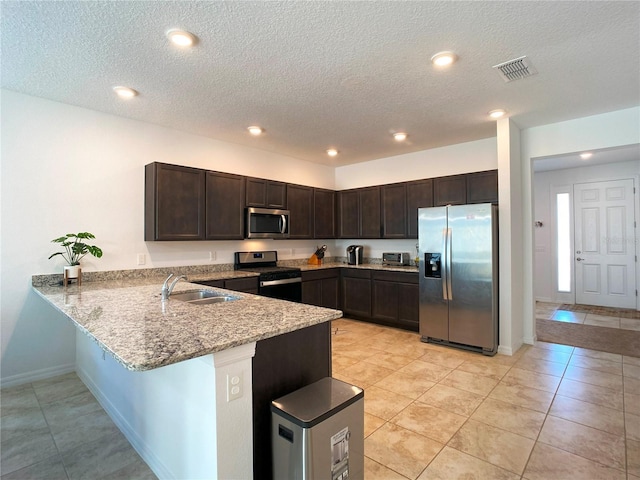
[137,254,146,265]
[209,251,216,261]
[227,372,243,402]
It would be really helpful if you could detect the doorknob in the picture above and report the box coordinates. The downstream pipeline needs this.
[576,257,585,261]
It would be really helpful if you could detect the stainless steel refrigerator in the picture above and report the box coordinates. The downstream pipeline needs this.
[418,203,498,355]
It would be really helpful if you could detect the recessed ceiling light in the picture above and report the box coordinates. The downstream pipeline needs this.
[247,126,263,136]
[580,152,593,160]
[326,149,339,157]
[431,51,458,67]
[488,109,507,119]
[393,132,408,142]
[166,29,197,47]
[113,86,138,99]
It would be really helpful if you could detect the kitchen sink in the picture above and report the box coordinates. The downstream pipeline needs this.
[171,290,239,305]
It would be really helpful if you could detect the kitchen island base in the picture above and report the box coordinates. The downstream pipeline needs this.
[76,322,332,480]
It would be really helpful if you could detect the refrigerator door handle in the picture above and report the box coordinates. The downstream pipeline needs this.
[446,227,453,300]
[441,228,448,300]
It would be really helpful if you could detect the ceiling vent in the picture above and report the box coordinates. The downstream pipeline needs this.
[492,56,538,82]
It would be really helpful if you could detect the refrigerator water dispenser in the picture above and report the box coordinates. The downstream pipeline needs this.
[424,253,441,278]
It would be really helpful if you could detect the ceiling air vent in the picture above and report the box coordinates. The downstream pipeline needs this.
[492,56,538,82]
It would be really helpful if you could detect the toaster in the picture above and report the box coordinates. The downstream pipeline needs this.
[382,252,410,266]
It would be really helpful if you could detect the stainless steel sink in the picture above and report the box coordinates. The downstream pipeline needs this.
[171,290,239,305]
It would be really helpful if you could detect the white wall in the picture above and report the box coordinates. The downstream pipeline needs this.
[0,90,335,384]
[520,107,640,343]
[334,137,497,190]
[533,159,640,301]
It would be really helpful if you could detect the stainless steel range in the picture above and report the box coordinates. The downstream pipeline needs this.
[234,251,302,302]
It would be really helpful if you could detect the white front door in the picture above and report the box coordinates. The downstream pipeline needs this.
[574,179,637,308]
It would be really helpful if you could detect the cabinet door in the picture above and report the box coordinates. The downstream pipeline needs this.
[372,280,398,322]
[266,181,287,209]
[302,279,322,306]
[320,276,339,309]
[205,172,245,240]
[313,188,336,239]
[359,186,381,238]
[434,174,467,206]
[406,179,433,238]
[397,283,419,329]
[467,170,498,204]
[246,178,287,208]
[245,177,267,207]
[341,271,371,317]
[337,190,359,238]
[381,183,406,238]
[145,162,205,241]
[287,184,313,239]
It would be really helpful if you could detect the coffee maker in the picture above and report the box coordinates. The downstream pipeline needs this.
[346,245,364,265]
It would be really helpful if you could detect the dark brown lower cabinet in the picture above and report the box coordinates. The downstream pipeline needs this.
[341,269,372,318]
[301,269,339,309]
[252,322,331,480]
[371,271,419,331]
[193,276,259,294]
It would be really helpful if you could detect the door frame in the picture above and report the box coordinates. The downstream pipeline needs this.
[547,175,639,310]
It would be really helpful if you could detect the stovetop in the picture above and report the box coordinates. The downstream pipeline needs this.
[234,251,301,280]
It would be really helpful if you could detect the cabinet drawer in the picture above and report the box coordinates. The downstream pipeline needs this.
[302,269,340,282]
[224,277,259,292]
[371,271,418,284]
[195,279,225,288]
[341,269,371,279]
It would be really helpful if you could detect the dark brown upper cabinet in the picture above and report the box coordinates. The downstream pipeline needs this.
[359,186,381,238]
[245,177,287,209]
[337,190,359,238]
[434,174,467,206]
[313,188,336,239]
[145,162,205,241]
[381,183,407,238]
[338,187,381,238]
[467,170,498,204]
[406,179,434,238]
[287,184,313,239]
[205,171,245,240]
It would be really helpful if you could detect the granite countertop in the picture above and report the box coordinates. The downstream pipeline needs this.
[299,262,419,274]
[32,279,342,372]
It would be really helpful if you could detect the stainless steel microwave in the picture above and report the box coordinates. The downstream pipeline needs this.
[245,207,290,239]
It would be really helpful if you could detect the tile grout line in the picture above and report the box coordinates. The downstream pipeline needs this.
[33,381,72,480]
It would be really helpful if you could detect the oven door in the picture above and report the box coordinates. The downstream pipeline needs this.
[259,277,302,302]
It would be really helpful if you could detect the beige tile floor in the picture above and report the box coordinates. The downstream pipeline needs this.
[536,301,640,331]
[2,318,639,479]
[331,318,640,479]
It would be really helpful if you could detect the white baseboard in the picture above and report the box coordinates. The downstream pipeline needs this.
[75,366,174,480]
[0,363,75,388]
[497,345,513,356]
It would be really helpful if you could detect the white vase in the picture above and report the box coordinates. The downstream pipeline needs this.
[64,265,81,278]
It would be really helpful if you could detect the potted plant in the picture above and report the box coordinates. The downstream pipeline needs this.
[49,232,103,281]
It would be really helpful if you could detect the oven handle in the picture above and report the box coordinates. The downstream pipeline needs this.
[260,277,302,287]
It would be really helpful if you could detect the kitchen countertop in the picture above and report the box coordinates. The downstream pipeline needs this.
[299,262,419,274]
[32,279,342,372]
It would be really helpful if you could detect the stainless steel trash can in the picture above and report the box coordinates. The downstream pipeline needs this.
[271,377,364,480]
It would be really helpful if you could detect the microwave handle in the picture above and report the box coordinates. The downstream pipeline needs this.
[279,214,287,234]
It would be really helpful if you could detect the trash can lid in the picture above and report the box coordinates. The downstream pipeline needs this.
[271,377,364,429]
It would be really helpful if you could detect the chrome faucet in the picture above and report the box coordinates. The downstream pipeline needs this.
[161,274,187,301]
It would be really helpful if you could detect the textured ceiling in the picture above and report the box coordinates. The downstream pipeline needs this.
[2,1,639,167]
